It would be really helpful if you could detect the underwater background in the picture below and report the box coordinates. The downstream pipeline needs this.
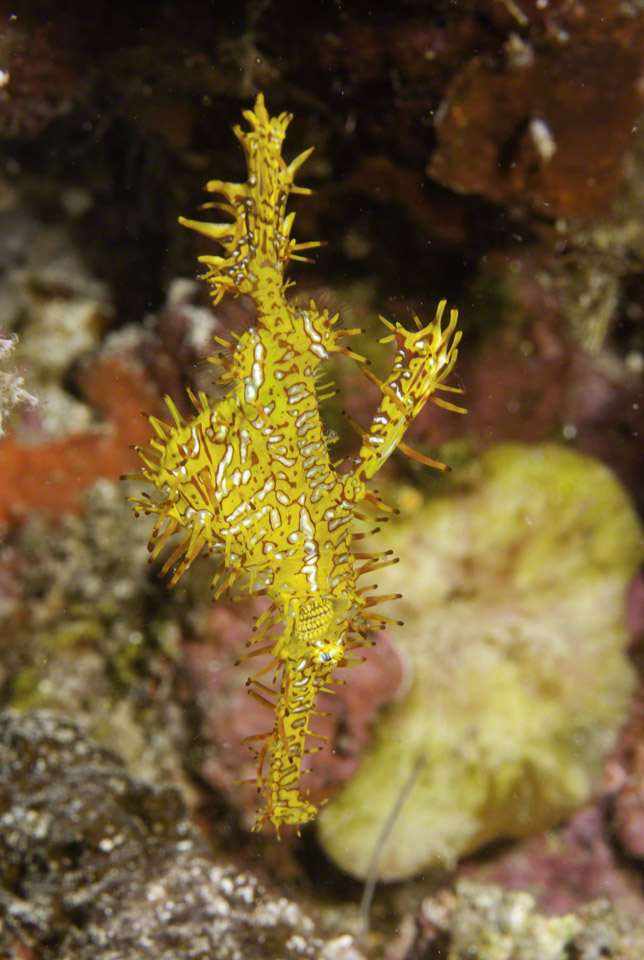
[1,1,643,957]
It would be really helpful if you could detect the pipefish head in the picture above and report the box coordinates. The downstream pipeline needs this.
[280,595,353,668]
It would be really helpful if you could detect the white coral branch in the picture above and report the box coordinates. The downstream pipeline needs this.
[0,334,38,437]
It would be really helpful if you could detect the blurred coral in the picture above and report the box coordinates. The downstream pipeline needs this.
[318,444,642,880]
[0,352,163,526]
[0,334,37,437]
[0,0,643,944]
[430,26,644,219]
[460,804,643,919]
[0,709,365,960]
[389,879,644,960]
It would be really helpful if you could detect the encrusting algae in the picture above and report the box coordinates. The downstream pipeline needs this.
[126,94,464,832]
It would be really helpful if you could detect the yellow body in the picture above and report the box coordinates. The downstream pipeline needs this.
[130,95,462,832]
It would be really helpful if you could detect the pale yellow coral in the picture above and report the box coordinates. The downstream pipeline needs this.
[317,444,642,880]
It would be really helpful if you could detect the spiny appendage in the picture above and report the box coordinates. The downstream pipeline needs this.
[350,299,465,482]
[179,93,321,305]
[128,389,265,600]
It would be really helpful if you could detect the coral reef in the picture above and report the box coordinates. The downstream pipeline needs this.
[0,709,365,960]
[0,478,189,787]
[459,803,644,919]
[610,688,644,862]
[0,335,36,438]
[389,879,644,960]
[428,14,644,219]
[318,444,642,880]
[1,0,643,952]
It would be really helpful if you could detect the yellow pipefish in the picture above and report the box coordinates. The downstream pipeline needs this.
[128,94,464,832]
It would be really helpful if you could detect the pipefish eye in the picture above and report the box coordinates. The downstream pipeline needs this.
[320,651,332,662]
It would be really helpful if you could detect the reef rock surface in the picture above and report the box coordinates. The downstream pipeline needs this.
[0,709,364,960]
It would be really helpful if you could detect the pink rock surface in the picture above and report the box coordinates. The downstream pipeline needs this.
[460,804,642,917]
